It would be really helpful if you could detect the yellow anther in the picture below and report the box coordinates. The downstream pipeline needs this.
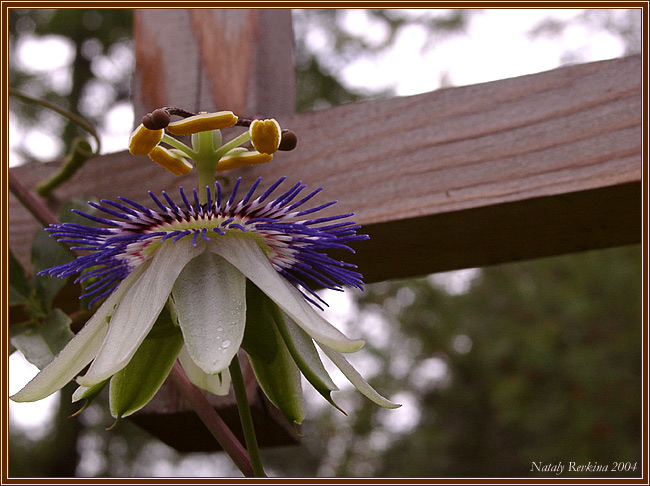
[148,147,193,176]
[217,151,273,171]
[128,124,163,156]
[166,111,238,136]
[249,119,281,155]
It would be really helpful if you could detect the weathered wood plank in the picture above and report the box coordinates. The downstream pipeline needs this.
[133,9,295,119]
[9,55,641,282]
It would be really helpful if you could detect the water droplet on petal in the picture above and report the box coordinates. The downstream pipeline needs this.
[221,339,231,349]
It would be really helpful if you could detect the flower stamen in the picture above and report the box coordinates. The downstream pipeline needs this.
[128,125,163,156]
[148,147,193,175]
[249,119,281,155]
[166,111,238,136]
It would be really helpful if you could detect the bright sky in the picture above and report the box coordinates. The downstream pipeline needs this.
[337,9,627,95]
[8,7,639,474]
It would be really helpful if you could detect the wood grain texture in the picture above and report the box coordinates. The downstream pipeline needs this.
[133,9,295,118]
[10,55,641,282]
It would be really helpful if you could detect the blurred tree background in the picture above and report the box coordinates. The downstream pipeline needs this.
[8,8,642,477]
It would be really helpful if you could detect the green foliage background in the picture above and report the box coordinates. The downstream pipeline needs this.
[8,8,642,478]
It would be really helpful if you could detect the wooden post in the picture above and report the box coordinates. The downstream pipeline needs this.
[7,10,642,452]
[133,9,295,118]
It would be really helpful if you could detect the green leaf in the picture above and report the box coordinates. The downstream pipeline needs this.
[241,279,278,363]
[9,248,31,306]
[109,307,184,419]
[246,311,306,425]
[60,197,99,226]
[32,198,100,310]
[10,308,74,370]
[31,235,70,302]
[9,287,27,308]
[9,321,33,356]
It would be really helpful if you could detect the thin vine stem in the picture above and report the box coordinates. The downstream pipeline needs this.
[9,169,60,228]
[168,361,255,477]
[9,87,101,154]
[229,354,267,477]
[10,87,102,196]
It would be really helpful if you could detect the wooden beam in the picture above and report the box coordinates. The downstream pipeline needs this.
[9,55,641,283]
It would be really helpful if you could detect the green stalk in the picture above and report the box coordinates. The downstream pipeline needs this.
[229,354,266,477]
[214,130,251,159]
[194,130,220,205]
[161,133,196,159]
[36,138,93,197]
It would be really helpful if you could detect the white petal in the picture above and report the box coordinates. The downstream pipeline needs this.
[319,345,401,409]
[209,237,364,353]
[77,238,204,387]
[172,251,246,375]
[178,346,231,395]
[11,263,147,402]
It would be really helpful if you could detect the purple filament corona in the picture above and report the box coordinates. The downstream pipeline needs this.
[39,177,369,309]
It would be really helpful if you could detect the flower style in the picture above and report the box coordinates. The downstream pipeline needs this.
[12,109,398,424]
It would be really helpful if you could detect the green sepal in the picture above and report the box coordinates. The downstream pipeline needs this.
[275,311,345,414]
[9,248,31,306]
[241,279,278,364]
[63,199,103,310]
[246,305,305,425]
[8,322,29,356]
[70,379,109,417]
[108,307,183,419]
[10,308,74,370]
